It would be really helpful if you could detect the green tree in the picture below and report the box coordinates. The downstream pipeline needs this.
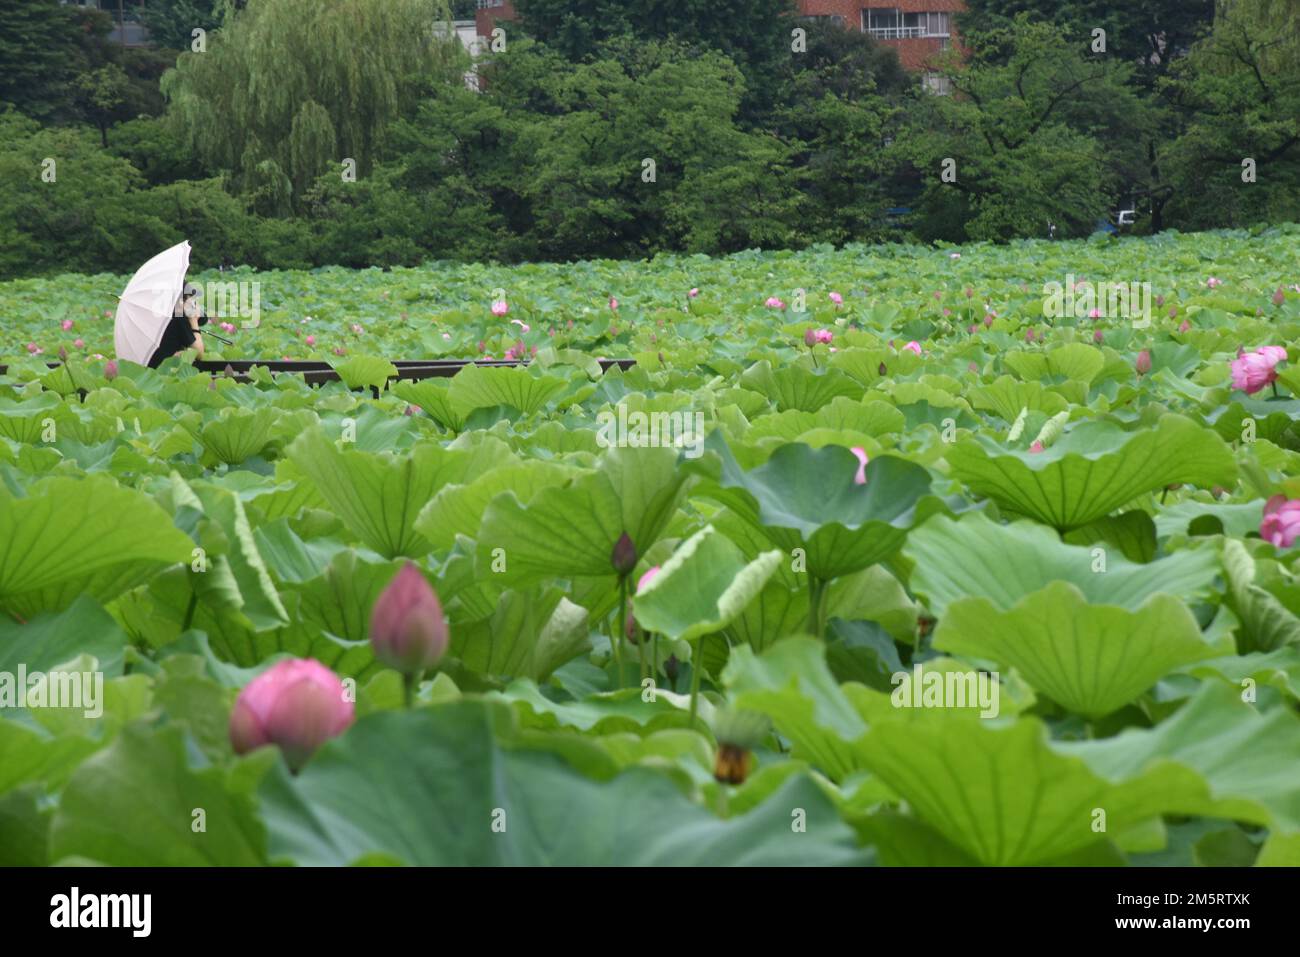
[162,0,463,208]
[73,64,132,148]
[140,0,227,52]
[0,0,112,120]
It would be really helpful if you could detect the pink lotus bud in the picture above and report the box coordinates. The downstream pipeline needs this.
[611,532,638,576]
[1207,277,1222,289]
[103,309,112,317]
[967,361,979,373]
[1093,330,1104,344]
[950,252,961,260]
[765,297,786,310]
[477,341,486,353]
[829,292,843,305]
[1274,288,1286,307]
[229,659,354,771]
[1169,306,1178,318]
[58,345,67,361]
[510,318,531,333]
[968,324,977,334]
[1088,308,1102,319]
[443,332,452,341]
[491,300,509,317]
[1135,350,1152,376]
[352,324,365,334]
[1179,319,1190,333]
[1261,495,1300,548]
[333,347,346,356]
[933,291,942,300]
[103,360,117,379]
[850,446,869,485]
[74,338,85,349]
[26,342,41,354]
[689,288,699,298]
[1155,294,1164,307]
[1025,328,1036,343]
[304,335,316,347]
[878,361,887,376]
[903,340,922,355]
[405,405,420,416]
[1029,440,1045,453]
[944,308,953,318]
[804,328,818,347]
[370,562,449,674]
[61,319,74,331]
[983,314,994,329]
[609,297,619,310]
[964,287,973,298]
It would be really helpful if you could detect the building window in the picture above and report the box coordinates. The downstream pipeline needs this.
[922,72,952,95]
[800,14,846,27]
[476,0,505,8]
[864,9,951,40]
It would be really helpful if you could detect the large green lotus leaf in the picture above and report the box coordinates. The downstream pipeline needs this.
[723,639,869,782]
[199,407,277,466]
[1061,510,1156,564]
[0,785,50,865]
[1181,646,1300,702]
[414,459,575,551]
[634,526,782,643]
[287,429,515,558]
[332,355,398,391]
[745,396,905,443]
[739,361,862,412]
[392,380,464,431]
[47,724,269,866]
[0,595,127,677]
[726,579,810,652]
[968,375,1070,422]
[1222,538,1300,653]
[1063,683,1300,836]
[0,720,103,796]
[905,512,1221,615]
[490,681,686,733]
[288,549,409,646]
[258,702,867,866]
[935,583,1228,718]
[448,363,567,416]
[0,393,65,443]
[691,435,932,581]
[0,475,193,618]
[453,586,590,681]
[947,414,1238,530]
[475,445,687,585]
[1003,343,1105,385]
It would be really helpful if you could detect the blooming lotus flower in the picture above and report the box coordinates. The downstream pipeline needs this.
[902,340,922,355]
[1136,350,1152,376]
[370,562,449,674]
[491,300,509,317]
[352,323,365,334]
[1231,346,1287,394]
[950,252,961,260]
[814,329,833,344]
[229,658,354,771]
[1207,277,1222,289]
[609,297,619,310]
[442,332,452,341]
[61,319,73,331]
[1088,308,1102,319]
[1261,496,1300,548]
[829,292,843,306]
[304,335,316,347]
[850,447,869,485]
[510,318,530,334]
[220,322,236,333]
[689,288,699,298]
[767,297,787,310]
[74,338,85,349]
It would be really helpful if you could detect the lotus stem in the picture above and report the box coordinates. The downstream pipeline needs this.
[689,645,703,727]
[613,576,628,688]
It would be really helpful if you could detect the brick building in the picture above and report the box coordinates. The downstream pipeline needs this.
[475,1,965,75]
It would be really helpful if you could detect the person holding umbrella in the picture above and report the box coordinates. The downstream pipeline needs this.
[148,283,206,368]
[114,241,231,369]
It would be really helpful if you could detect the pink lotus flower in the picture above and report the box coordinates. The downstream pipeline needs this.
[370,562,449,674]
[405,405,420,416]
[26,343,42,354]
[1207,277,1222,289]
[1273,288,1286,307]
[61,319,74,331]
[103,360,117,379]
[103,309,112,317]
[1155,294,1165,307]
[1025,328,1036,343]
[968,324,977,334]
[352,323,365,334]
[1136,350,1152,376]
[491,300,509,317]
[1179,319,1191,333]
[815,329,834,345]
[1231,346,1287,394]
[829,292,843,306]
[1088,308,1102,319]
[442,332,452,341]
[901,340,922,355]
[950,252,961,260]
[74,338,85,349]
[766,297,786,310]
[511,318,531,333]
[609,297,619,310]
[304,335,316,347]
[1093,330,1104,344]
[229,659,354,771]
[637,566,661,594]
[333,347,346,356]
[689,288,699,298]
[220,322,236,334]
[850,447,869,485]
[983,314,994,329]
[944,308,954,318]
[1261,496,1300,547]
[1029,440,1045,453]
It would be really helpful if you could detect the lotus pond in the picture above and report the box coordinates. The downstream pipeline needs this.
[2,226,1300,866]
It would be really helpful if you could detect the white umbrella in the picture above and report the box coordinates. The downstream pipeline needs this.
[114,240,191,365]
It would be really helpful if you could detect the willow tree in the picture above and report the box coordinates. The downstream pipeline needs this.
[163,0,463,211]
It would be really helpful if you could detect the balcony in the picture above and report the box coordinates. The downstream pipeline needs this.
[867,26,925,40]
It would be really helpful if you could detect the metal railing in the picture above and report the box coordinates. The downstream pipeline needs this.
[867,26,925,40]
